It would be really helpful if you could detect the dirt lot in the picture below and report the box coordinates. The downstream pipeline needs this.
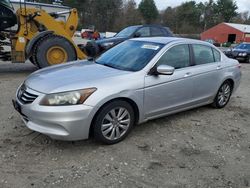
[0,61,250,188]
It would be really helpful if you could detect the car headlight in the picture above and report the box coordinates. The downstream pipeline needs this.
[40,88,97,106]
[239,52,247,56]
[242,52,247,56]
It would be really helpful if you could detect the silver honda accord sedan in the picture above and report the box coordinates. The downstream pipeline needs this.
[13,37,241,144]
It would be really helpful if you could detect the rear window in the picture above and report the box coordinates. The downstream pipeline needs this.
[192,44,215,65]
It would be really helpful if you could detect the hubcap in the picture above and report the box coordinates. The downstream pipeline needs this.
[217,83,231,106]
[101,107,131,141]
[46,46,68,65]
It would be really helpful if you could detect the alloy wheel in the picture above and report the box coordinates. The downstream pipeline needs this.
[217,83,231,107]
[101,107,131,141]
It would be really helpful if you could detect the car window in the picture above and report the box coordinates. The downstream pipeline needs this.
[151,27,164,36]
[137,27,150,37]
[157,44,190,69]
[212,48,221,62]
[192,44,215,65]
[115,26,139,37]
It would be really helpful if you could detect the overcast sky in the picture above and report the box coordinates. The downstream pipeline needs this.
[135,0,250,12]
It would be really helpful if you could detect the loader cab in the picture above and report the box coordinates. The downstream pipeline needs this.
[0,0,17,31]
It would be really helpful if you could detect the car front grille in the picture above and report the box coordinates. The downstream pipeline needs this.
[17,85,39,104]
[232,51,238,57]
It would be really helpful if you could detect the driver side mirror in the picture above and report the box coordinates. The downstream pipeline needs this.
[134,32,141,38]
[149,65,175,75]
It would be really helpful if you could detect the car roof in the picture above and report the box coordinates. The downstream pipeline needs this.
[126,24,167,28]
[130,37,211,46]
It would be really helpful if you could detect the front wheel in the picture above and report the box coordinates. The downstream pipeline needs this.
[212,81,233,108]
[93,100,135,144]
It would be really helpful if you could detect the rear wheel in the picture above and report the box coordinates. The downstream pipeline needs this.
[33,35,77,68]
[212,81,233,108]
[93,100,135,144]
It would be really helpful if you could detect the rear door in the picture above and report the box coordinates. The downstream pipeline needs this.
[190,44,222,102]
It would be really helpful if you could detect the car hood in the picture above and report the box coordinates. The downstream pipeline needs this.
[232,49,250,53]
[96,36,128,45]
[25,61,131,94]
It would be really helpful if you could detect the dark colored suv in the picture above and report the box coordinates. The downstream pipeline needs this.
[85,25,173,57]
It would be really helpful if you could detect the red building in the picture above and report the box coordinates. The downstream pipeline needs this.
[201,23,250,44]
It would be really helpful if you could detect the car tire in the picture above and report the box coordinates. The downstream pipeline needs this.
[212,80,233,109]
[93,100,135,144]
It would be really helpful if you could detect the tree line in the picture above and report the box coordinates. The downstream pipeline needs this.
[34,0,250,34]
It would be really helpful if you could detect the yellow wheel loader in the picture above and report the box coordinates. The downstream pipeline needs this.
[0,0,87,68]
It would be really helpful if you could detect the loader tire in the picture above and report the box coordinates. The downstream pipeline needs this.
[33,35,77,68]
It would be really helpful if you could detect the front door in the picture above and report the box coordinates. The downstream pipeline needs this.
[144,44,194,118]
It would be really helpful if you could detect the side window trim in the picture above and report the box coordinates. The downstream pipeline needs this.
[189,44,195,66]
[211,47,216,62]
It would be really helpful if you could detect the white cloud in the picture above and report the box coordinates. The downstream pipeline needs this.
[135,0,250,12]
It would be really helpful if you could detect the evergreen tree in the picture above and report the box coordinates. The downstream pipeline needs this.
[138,0,158,24]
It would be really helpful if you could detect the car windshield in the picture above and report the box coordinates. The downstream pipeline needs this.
[115,26,140,37]
[96,40,163,71]
[235,43,250,50]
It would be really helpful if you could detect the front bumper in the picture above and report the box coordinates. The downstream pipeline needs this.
[13,88,95,141]
[225,53,248,62]
[235,56,248,62]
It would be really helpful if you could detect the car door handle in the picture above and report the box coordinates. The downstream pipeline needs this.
[217,65,222,70]
[184,72,192,77]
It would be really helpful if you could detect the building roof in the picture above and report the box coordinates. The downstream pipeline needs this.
[225,23,250,33]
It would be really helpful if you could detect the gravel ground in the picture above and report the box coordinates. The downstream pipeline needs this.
[0,61,250,188]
